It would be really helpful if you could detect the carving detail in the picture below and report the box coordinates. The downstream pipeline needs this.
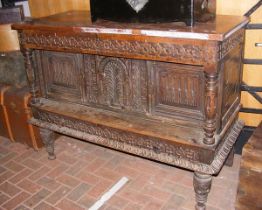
[204,72,218,145]
[31,110,244,174]
[151,62,204,120]
[193,172,212,210]
[221,29,244,58]
[84,55,148,113]
[40,51,83,103]
[36,110,201,162]
[98,57,128,107]
[19,32,218,64]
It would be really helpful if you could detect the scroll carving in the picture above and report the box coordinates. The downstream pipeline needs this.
[35,110,201,162]
[19,32,219,64]
[31,114,244,174]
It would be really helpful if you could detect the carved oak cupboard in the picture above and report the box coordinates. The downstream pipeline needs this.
[12,11,248,210]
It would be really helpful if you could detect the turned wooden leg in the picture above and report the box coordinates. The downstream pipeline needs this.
[193,172,212,210]
[39,128,56,160]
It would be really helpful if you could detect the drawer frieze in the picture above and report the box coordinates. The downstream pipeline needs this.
[19,32,220,64]
[30,111,244,174]
[34,109,206,162]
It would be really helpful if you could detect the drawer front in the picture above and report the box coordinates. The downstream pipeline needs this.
[38,51,84,103]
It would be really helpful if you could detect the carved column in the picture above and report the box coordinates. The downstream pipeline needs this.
[204,71,218,145]
[21,47,39,104]
[193,172,212,210]
[39,128,56,160]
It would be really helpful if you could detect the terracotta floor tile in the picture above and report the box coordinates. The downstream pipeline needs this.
[17,179,42,194]
[142,185,171,201]
[22,159,42,170]
[107,195,129,209]
[0,181,21,197]
[143,199,164,210]
[65,160,87,176]
[77,194,96,208]
[46,163,69,179]
[161,194,186,210]
[34,202,59,210]
[24,188,51,208]
[9,168,33,184]
[0,192,10,206]
[87,179,113,198]
[0,136,243,210]
[56,198,85,210]
[0,170,15,184]
[4,161,25,173]
[37,177,60,191]
[56,174,80,188]
[0,153,18,165]
[14,204,31,210]
[2,191,31,210]
[67,183,91,201]
[28,166,51,181]
[45,185,71,205]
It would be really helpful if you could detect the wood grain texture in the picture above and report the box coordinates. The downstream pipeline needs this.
[28,0,90,18]
[236,123,262,210]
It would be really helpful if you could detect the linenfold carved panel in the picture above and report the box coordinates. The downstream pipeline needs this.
[41,51,83,103]
[150,61,205,120]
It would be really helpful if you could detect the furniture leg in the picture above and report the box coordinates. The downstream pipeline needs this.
[39,127,56,160]
[193,172,212,210]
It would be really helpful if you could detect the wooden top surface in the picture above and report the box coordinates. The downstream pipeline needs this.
[12,11,249,41]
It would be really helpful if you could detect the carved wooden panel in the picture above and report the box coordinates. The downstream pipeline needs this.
[149,61,205,120]
[83,55,148,113]
[40,51,84,103]
[221,45,242,128]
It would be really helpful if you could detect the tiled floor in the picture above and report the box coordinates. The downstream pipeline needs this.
[0,135,241,210]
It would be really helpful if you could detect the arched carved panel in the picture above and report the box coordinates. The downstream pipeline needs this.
[98,57,128,107]
[83,55,148,113]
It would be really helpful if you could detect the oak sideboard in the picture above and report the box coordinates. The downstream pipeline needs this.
[12,11,248,210]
